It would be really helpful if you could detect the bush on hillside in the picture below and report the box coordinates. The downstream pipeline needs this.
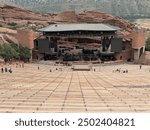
[0,43,31,62]
[145,36,150,51]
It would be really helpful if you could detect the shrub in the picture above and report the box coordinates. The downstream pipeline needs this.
[145,36,150,51]
[0,43,31,62]
[19,45,31,61]
[8,22,17,26]
[27,21,32,24]
[0,43,19,61]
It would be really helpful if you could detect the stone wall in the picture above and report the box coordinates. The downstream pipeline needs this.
[115,49,133,61]
[17,29,37,49]
[131,30,147,49]
[145,51,150,60]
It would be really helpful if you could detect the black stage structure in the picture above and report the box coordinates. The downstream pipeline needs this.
[34,23,122,61]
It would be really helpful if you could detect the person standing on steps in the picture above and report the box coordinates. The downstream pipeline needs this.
[140,65,142,70]
[1,68,4,73]
[5,67,7,72]
[8,67,12,73]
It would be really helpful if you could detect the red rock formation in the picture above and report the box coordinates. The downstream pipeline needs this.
[53,10,78,23]
[77,11,135,33]
[0,4,141,57]
[0,27,17,44]
[0,4,135,33]
[0,4,52,28]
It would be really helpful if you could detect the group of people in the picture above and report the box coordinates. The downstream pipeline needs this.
[113,68,128,73]
[37,66,63,72]
[1,67,12,73]
[0,62,25,74]
[16,63,24,68]
[113,64,150,73]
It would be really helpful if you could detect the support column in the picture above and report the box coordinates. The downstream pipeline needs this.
[48,36,52,55]
[143,46,145,53]
[133,48,140,61]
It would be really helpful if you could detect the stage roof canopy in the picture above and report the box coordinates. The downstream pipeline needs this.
[38,23,121,32]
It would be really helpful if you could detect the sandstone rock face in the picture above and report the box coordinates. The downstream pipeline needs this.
[0,4,140,54]
[0,4,52,28]
[53,10,78,23]
[0,33,18,44]
[77,11,135,34]
[0,27,17,34]
[0,27,17,44]
[3,34,18,44]
[0,4,135,32]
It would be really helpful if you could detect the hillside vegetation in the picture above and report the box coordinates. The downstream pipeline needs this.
[1,0,150,18]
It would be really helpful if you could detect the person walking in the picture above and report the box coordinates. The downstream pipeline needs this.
[5,67,7,72]
[1,68,4,73]
[140,65,142,70]
[8,68,12,73]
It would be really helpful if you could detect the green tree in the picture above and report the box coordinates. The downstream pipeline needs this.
[10,43,31,61]
[10,43,20,53]
[145,36,150,51]
[8,22,17,26]
[0,43,31,62]
[19,45,31,61]
[0,43,19,61]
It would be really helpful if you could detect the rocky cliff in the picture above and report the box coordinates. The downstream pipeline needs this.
[0,4,134,31]
[0,4,136,45]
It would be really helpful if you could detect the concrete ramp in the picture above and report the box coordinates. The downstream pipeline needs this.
[72,65,91,71]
